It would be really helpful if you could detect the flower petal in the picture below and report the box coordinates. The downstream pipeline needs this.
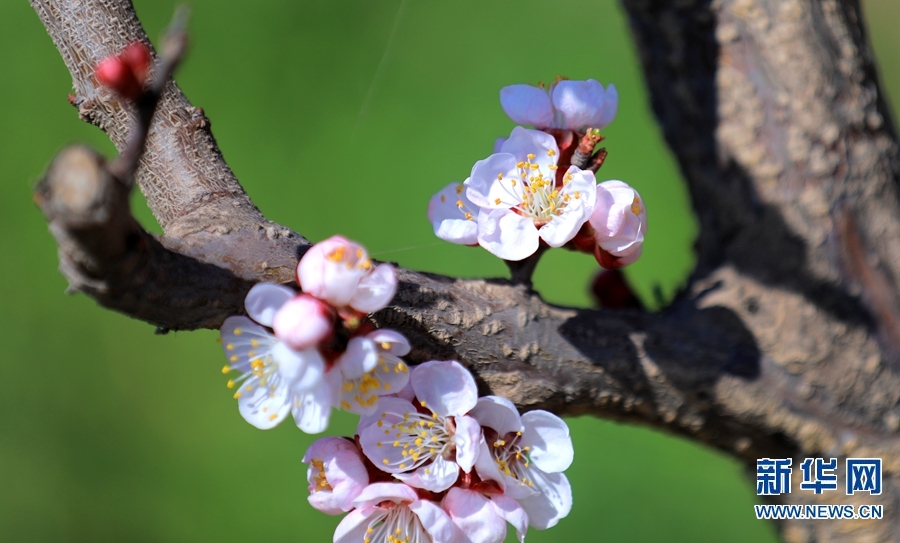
[516,471,572,529]
[520,410,574,473]
[429,183,480,245]
[357,396,416,435]
[353,482,419,508]
[291,370,338,434]
[333,506,379,543]
[349,263,397,313]
[551,79,606,130]
[237,380,291,430]
[477,208,539,261]
[443,488,507,543]
[469,396,523,436]
[395,454,460,493]
[409,499,459,543]
[367,329,411,356]
[499,84,554,127]
[596,83,618,130]
[466,154,519,209]
[410,360,479,418]
[491,494,528,543]
[453,414,483,473]
[499,127,559,172]
[337,337,379,381]
[244,283,294,327]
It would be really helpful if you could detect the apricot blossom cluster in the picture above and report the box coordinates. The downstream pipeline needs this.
[219,235,409,433]
[428,78,647,268]
[303,361,573,543]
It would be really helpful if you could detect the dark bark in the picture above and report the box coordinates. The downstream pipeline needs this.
[30,0,900,540]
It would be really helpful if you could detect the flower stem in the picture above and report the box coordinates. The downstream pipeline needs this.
[505,245,548,286]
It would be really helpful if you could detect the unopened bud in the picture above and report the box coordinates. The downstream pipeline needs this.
[94,43,152,100]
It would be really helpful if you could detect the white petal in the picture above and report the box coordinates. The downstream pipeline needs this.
[291,372,337,434]
[453,415,483,473]
[443,488,507,543]
[467,154,518,208]
[244,283,294,327]
[333,506,378,543]
[499,127,559,172]
[428,183,479,245]
[499,84,554,127]
[410,360,478,418]
[477,208,539,261]
[596,83,618,129]
[520,410,574,473]
[337,337,379,380]
[409,499,459,543]
[269,342,324,389]
[356,396,416,435]
[349,264,397,313]
[538,204,588,247]
[368,329,411,356]
[395,455,460,492]
[469,396,523,435]
[491,494,528,543]
[517,471,572,529]
[552,79,606,130]
[237,381,291,430]
[353,482,419,508]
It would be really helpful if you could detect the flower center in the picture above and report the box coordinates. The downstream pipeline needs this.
[502,151,579,225]
[485,428,535,489]
[375,408,454,472]
[310,459,333,491]
[365,503,431,543]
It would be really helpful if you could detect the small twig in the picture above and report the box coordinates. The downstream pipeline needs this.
[108,6,190,182]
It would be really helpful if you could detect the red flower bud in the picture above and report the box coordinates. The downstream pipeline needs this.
[94,42,152,100]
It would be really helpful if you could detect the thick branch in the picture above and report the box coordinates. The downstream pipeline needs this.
[35,145,253,330]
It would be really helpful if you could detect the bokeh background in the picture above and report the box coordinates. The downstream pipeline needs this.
[2,1,898,541]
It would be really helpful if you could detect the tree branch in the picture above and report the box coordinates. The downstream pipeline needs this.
[31,0,900,540]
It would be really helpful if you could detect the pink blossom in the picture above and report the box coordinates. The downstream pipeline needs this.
[303,437,369,515]
[297,236,397,313]
[470,396,574,530]
[589,180,647,266]
[333,483,457,543]
[443,487,528,543]
[465,127,597,261]
[500,79,618,132]
[358,361,482,492]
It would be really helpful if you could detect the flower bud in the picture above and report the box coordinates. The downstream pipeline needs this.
[589,180,646,267]
[272,294,334,351]
[94,42,151,100]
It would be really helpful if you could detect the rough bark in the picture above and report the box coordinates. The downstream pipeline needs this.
[30,0,900,540]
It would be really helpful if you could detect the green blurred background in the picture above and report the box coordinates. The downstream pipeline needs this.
[2,1,898,541]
